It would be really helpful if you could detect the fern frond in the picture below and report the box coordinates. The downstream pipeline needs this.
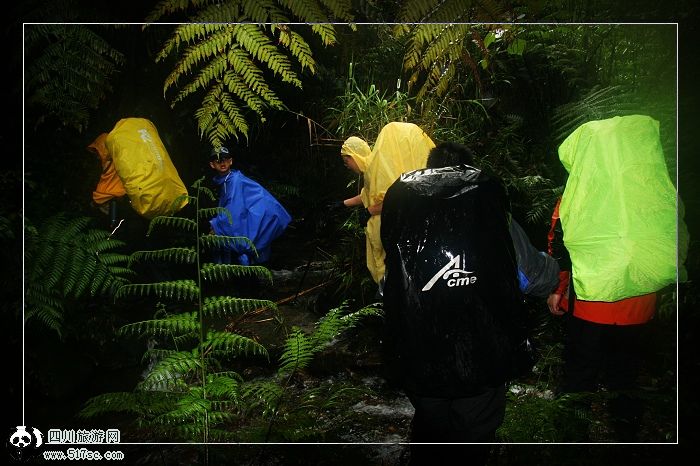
[203,330,269,358]
[140,350,202,390]
[205,374,242,405]
[156,1,339,144]
[278,327,315,376]
[550,85,638,144]
[165,30,232,94]
[199,234,256,252]
[25,24,124,132]
[421,0,472,23]
[116,280,200,301]
[276,28,316,72]
[24,284,64,337]
[129,248,197,266]
[222,70,268,116]
[202,296,277,318]
[147,216,197,236]
[241,380,283,416]
[398,0,442,22]
[227,47,285,107]
[119,311,199,337]
[242,0,290,22]
[316,0,353,21]
[200,263,272,283]
[234,24,301,86]
[80,391,177,418]
[198,207,233,224]
[146,0,218,25]
[142,348,178,365]
[305,302,382,354]
[25,214,132,334]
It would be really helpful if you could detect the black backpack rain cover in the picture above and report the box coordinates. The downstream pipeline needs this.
[381,166,533,398]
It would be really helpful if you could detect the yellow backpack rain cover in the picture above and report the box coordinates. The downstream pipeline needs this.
[558,114,687,302]
[105,118,188,219]
[363,122,435,283]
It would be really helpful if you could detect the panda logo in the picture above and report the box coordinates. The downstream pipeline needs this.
[8,426,43,462]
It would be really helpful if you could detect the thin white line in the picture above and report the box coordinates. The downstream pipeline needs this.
[22,23,26,427]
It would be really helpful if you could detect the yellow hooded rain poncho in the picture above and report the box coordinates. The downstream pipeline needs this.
[343,122,436,283]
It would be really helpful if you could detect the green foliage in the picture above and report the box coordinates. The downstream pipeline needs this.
[326,63,414,141]
[146,216,197,236]
[199,234,257,254]
[550,85,640,145]
[236,302,382,440]
[82,178,276,442]
[149,0,353,146]
[120,312,199,338]
[24,24,124,132]
[129,247,197,266]
[115,280,200,301]
[24,214,132,337]
[202,296,276,318]
[498,387,595,442]
[81,180,380,442]
[200,263,272,283]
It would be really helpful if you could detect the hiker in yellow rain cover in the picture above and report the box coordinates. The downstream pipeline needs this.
[337,122,435,292]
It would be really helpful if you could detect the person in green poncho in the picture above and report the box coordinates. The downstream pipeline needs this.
[546,115,687,441]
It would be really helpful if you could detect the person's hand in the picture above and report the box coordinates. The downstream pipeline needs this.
[325,200,345,211]
[547,293,566,316]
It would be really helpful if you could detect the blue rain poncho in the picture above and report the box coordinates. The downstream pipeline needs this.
[210,170,291,265]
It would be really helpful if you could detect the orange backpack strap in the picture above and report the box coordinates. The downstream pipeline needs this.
[547,197,562,257]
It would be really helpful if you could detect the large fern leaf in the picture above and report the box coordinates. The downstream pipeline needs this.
[129,247,197,266]
[203,330,269,358]
[24,215,132,336]
[200,263,273,283]
[24,24,124,132]
[241,380,284,416]
[119,311,199,337]
[116,280,200,301]
[139,350,202,390]
[149,1,351,144]
[277,327,315,377]
[199,234,256,253]
[202,296,277,318]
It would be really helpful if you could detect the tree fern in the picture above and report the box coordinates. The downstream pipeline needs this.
[242,301,382,439]
[24,214,132,336]
[120,312,200,337]
[199,234,257,253]
[81,176,280,442]
[200,263,272,282]
[203,330,268,358]
[81,175,382,442]
[115,280,200,301]
[146,216,197,236]
[550,84,640,145]
[149,0,352,145]
[139,350,202,390]
[202,296,276,318]
[129,247,197,266]
[24,23,124,132]
[241,380,284,416]
[277,327,315,377]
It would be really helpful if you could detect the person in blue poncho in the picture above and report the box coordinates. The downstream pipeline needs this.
[208,146,292,265]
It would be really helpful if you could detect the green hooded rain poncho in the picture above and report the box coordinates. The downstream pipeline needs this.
[558,114,687,302]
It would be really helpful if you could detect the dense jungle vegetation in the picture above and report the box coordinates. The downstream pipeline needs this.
[8,0,699,464]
